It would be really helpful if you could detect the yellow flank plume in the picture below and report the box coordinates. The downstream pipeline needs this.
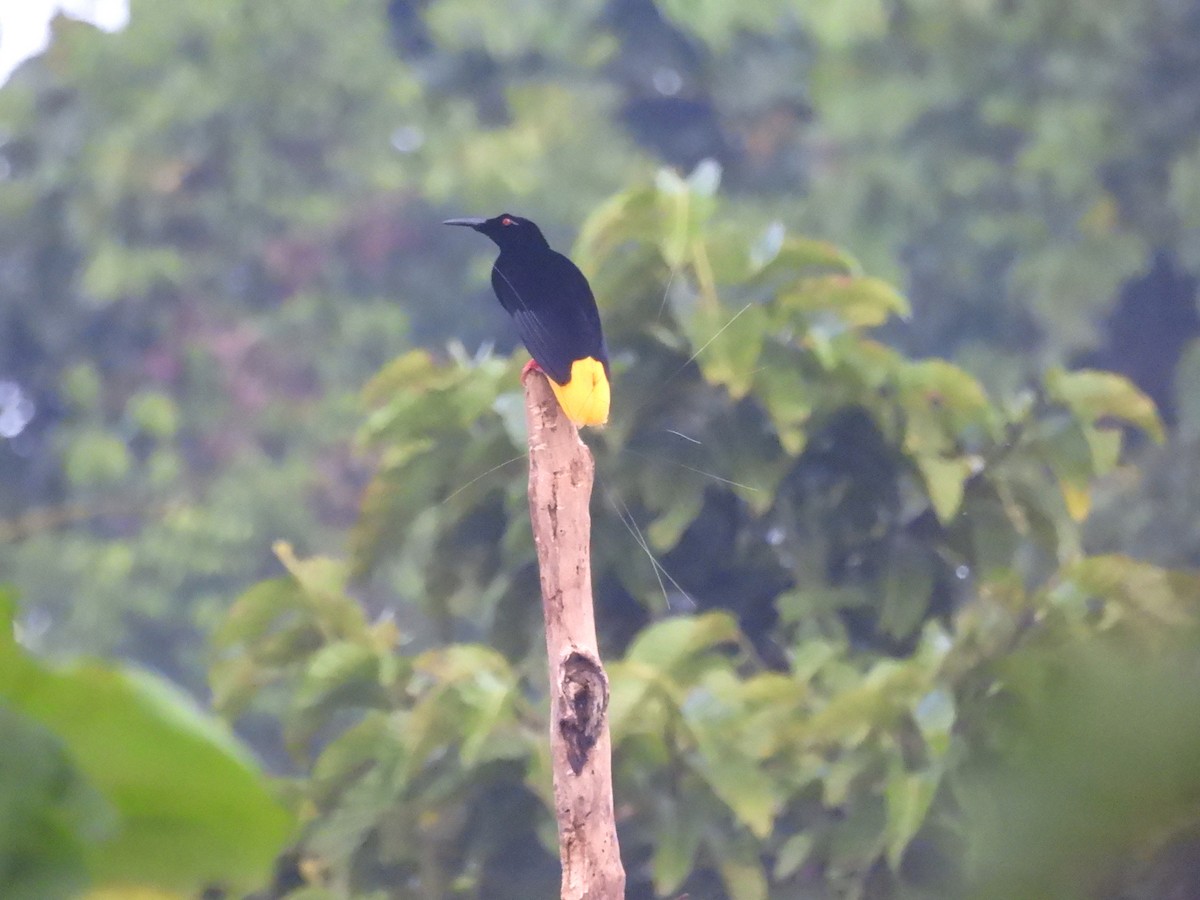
[548,357,610,426]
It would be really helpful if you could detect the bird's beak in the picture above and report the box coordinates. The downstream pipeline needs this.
[443,217,486,228]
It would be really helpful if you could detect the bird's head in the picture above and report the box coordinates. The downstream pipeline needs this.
[443,213,550,252]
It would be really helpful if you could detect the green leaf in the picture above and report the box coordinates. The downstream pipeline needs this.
[774,831,815,880]
[213,577,307,649]
[879,547,935,641]
[712,830,769,900]
[961,641,1200,900]
[0,648,292,894]
[654,164,717,268]
[646,490,705,551]
[1050,555,1200,628]
[1045,368,1165,443]
[651,800,704,894]
[624,612,740,674]
[916,454,975,523]
[779,275,910,329]
[691,741,778,839]
[884,766,939,869]
[293,641,383,717]
[458,673,520,767]
[686,672,779,838]
[274,543,367,640]
[311,713,392,804]
[899,360,993,443]
[754,351,816,455]
[676,299,769,398]
[0,705,110,900]
[573,184,661,273]
[750,235,859,283]
[800,658,929,746]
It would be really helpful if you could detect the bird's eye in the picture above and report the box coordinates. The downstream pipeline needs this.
[501,217,515,226]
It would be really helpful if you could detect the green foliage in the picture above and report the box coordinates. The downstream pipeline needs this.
[0,704,102,900]
[212,178,1193,898]
[0,592,292,897]
[961,636,1200,900]
[212,546,540,897]
[3,0,1200,897]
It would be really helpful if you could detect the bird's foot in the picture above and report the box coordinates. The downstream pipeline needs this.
[520,359,542,381]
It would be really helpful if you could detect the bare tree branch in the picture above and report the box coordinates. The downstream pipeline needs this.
[523,368,625,900]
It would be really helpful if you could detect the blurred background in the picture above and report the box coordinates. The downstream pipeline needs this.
[2,1,1200,898]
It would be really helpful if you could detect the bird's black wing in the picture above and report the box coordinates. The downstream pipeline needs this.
[492,251,607,385]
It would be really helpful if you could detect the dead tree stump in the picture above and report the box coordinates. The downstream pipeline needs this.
[523,368,625,900]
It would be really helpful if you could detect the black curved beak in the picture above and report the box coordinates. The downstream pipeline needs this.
[443,217,486,228]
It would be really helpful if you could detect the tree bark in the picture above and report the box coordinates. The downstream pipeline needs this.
[523,368,626,900]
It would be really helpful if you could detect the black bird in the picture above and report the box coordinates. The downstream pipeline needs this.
[444,213,610,426]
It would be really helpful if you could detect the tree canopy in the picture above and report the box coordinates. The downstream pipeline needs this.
[2,1,1199,897]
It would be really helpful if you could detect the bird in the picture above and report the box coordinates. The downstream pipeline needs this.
[444,213,610,427]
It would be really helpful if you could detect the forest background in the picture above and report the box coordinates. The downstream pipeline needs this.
[3,1,1200,898]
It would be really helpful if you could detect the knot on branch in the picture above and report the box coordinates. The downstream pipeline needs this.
[559,650,609,775]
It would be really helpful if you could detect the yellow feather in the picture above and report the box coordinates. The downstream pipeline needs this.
[548,357,610,426]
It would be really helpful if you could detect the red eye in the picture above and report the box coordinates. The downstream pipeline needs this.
[501,217,515,226]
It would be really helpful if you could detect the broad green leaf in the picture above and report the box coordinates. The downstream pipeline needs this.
[788,637,843,681]
[275,542,347,604]
[0,705,109,900]
[879,547,935,641]
[1033,416,1101,511]
[311,713,392,803]
[800,658,929,746]
[884,766,939,869]
[677,300,769,398]
[651,800,704,894]
[207,654,266,721]
[606,661,679,740]
[1083,424,1122,478]
[779,275,910,329]
[686,672,779,838]
[713,830,770,900]
[1045,368,1165,443]
[624,612,740,674]
[573,185,661,273]
[899,360,993,437]
[961,641,1200,900]
[213,577,306,649]
[0,640,292,894]
[754,351,816,455]
[751,236,859,284]
[654,165,717,268]
[274,543,367,640]
[916,454,976,523]
[1051,555,1199,628]
[646,490,705,551]
[773,831,815,881]
[292,641,383,716]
